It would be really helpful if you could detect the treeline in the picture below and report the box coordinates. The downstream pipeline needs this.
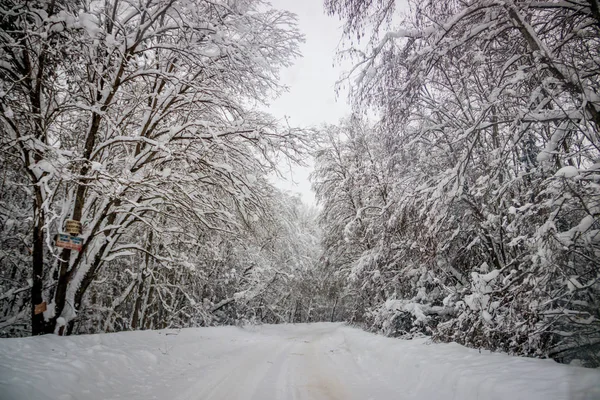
[315,0,600,367]
[0,0,333,336]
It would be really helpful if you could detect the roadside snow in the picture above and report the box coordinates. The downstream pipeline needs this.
[1,323,598,400]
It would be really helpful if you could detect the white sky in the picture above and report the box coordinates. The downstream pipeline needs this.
[267,0,351,205]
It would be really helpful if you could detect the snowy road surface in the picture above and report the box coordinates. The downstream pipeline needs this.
[1,323,599,400]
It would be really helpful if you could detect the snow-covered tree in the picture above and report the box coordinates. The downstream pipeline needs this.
[312,117,392,323]
[215,190,325,325]
[323,0,600,366]
[0,0,305,335]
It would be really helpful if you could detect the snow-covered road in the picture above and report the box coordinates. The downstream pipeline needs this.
[1,323,599,400]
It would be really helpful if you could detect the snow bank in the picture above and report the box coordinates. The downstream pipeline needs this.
[338,327,600,400]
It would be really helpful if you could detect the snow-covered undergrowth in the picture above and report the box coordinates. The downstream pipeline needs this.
[315,0,600,368]
[1,323,599,400]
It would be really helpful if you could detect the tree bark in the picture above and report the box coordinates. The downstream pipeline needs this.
[31,204,47,335]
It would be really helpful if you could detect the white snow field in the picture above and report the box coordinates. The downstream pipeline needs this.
[1,323,599,400]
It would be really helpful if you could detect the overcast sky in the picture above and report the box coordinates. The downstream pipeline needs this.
[267,0,351,205]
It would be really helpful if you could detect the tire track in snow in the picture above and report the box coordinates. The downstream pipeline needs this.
[176,336,294,400]
[302,336,349,400]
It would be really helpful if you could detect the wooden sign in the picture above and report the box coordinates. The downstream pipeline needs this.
[34,302,47,315]
[56,233,83,251]
[65,219,82,235]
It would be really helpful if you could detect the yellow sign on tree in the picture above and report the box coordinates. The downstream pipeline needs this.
[64,219,82,235]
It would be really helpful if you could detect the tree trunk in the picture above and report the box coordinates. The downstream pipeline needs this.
[141,276,155,330]
[31,205,47,335]
[131,272,147,330]
[132,231,153,330]
[330,297,338,322]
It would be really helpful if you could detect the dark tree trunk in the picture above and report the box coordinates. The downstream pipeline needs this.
[31,209,48,335]
[131,273,147,330]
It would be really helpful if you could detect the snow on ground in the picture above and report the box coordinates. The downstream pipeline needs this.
[1,323,599,400]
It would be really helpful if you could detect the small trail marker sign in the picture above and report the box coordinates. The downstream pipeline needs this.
[55,234,83,251]
[34,302,47,315]
[65,219,82,235]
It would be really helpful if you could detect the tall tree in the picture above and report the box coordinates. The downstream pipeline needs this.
[323,0,600,366]
[0,0,304,335]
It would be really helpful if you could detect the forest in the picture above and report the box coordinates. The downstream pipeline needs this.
[1,0,599,369]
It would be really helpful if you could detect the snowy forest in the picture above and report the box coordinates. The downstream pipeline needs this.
[1,0,599,370]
